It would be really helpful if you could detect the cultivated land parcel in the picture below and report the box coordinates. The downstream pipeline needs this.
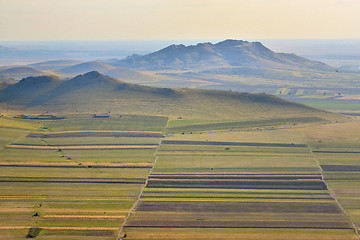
[0,109,359,239]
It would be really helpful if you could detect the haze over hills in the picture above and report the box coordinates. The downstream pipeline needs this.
[112,39,335,71]
[0,39,343,84]
[55,61,116,75]
[1,39,358,114]
[53,61,161,82]
[0,71,339,121]
[0,61,161,83]
[0,66,52,81]
[29,60,82,70]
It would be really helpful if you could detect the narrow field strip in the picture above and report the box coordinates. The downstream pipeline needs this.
[137,198,334,203]
[28,131,164,138]
[6,144,158,150]
[0,226,119,230]
[43,215,126,219]
[29,130,164,134]
[0,162,153,168]
[321,165,360,171]
[125,222,352,229]
[141,196,332,200]
[149,176,322,180]
[162,140,306,148]
[0,179,143,184]
[313,151,360,154]
[167,117,325,133]
[44,209,129,214]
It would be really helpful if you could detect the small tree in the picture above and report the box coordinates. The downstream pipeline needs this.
[26,227,42,238]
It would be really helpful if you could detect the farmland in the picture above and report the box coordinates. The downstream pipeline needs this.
[122,126,359,240]
[0,112,359,239]
[0,114,167,239]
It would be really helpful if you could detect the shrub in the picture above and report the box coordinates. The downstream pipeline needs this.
[26,227,42,238]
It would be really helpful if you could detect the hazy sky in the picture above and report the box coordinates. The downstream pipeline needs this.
[1,0,359,41]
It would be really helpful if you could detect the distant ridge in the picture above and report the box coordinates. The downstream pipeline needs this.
[29,60,82,70]
[0,62,160,84]
[0,71,337,121]
[0,66,52,79]
[56,61,115,75]
[111,39,335,71]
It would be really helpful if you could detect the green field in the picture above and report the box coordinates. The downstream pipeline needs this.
[122,132,358,240]
[0,113,359,239]
[309,141,360,232]
[0,114,167,239]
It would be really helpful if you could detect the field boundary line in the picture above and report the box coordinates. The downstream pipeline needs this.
[307,142,360,239]
[117,119,169,240]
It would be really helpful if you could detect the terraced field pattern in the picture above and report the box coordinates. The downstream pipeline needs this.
[0,114,359,239]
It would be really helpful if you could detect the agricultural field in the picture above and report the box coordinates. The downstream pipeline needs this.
[0,114,168,239]
[122,126,359,240]
[310,141,360,232]
[1,113,360,239]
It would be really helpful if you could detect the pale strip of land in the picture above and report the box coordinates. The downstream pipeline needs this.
[0,161,153,168]
[6,144,158,150]
[43,215,126,219]
[31,130,163,134]
[0,226,119,230]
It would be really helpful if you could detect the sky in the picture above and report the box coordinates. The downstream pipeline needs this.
[0,0,360,41]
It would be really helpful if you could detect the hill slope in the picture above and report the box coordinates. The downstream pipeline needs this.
[0,71,340,121]
[54,61,159,83]
[56,61,116,75]
[0,66,53,80]
[112,39,334,71]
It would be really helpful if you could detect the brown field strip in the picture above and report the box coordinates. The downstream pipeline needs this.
[125,220,352,229]
[6,144,158,150]
[321,165,360,171]
[146,179,327,190]
[118,229,360,240]
[162,140,307,148]
[136,201,343,213]
[148,175,323,180]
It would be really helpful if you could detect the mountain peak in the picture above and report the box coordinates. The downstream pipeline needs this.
[111,39,334,71]
[82,71,102,78]
[215,39,248,47]
[159,44,186,53]
[18,75,62,86]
